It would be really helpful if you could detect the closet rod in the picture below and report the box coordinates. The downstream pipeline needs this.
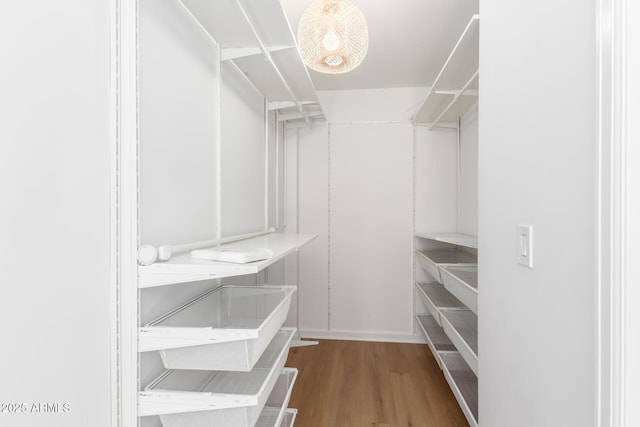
[230,0,310,123]
[169,228,275,254]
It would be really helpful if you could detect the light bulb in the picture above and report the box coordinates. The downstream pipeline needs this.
[322,28,341,51]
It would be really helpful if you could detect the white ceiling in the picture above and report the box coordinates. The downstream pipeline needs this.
[280,0,479,91]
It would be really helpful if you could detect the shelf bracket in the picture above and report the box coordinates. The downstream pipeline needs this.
[221,45,295,61]
[230,0,310,123]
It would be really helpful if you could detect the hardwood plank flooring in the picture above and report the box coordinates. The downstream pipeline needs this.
[286,340,469,427]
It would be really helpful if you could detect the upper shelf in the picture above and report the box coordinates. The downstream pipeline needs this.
[180,0,324,122]
[139,233,317,288]
[413,15,479,127]
[416,232,478,249]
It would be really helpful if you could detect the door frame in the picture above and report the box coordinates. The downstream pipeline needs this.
[597,0,639,425]
[111,0,139,426]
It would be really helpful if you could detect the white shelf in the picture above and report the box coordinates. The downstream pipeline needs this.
[440,309,478,376]
[413,15,479,127]
[280,409,297,427]
[254,368,297,427]
[416,249,477,284]
[416,314,457,352]
[441,265,478,314]
[416,314,456,369]
[140,285,295,372]
[179,0,323,122]
[440,353,478,427]
[415,282,466,326]
[140,233,317,288]
[416,232,478,249]
[139,327,295,419]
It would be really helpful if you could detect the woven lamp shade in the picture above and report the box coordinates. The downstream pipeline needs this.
[297,0,369,74]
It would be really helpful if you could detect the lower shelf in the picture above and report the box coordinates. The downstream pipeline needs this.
[441,352,478,427]
[280,409,297,427]
[415,282,466,326]
[256,408,297,427]
[254,368,298,427]
[416,314,456,368]
[139,328,295,422]
[416,249,477,284]
[440,309,478,376]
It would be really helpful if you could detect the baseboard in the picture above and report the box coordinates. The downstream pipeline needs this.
[299,329,426,344]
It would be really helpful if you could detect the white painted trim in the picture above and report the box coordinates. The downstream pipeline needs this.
[265,98,270,231]
[300,330,425,345]
[109,0,118,424]
[412,125,417,336]
[275,111,281,230]
[327,124,332,332]
[619,1,640,425]
[115,0,139,426]
[215,45,222,240]
[596,0,612,424]
[597,0,640,425]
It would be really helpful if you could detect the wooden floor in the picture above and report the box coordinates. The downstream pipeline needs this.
[285,340,468,427]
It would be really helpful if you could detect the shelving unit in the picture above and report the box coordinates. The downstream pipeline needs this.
[440,309,478,375]
[179,0,324,123]
[135,0,321,424]
[415,282,466,325]
[441,265,478,314]
[253,368,297,427]
[414,234,478,426]
[140,233,317,288]
[441,353,478,427]
[140,285,296,370]
[139,328,294,420]
[416,248,477,284]
[416,232,477,249]
[412,15,479,128]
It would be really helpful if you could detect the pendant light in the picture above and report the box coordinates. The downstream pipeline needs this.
[297,0,369,74]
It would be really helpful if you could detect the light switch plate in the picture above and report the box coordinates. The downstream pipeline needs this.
[518,225,533,268]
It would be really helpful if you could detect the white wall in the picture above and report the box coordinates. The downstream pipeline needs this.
[139,0,219,247]
[459,107,478,236]
[284,125,331,332]
[329,123,415,336]
[479,1,597,425]
[415,126,458,235]
[0,2,111,426]
[286,87,459,341]
[623,1,640,423]
[220,63,267,236]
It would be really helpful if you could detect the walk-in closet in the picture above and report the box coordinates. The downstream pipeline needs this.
[2,1,639,427]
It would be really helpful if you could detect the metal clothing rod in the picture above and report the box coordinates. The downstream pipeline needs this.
[231,0,310,123]
[169,229,275,254]
[330,120,413,125]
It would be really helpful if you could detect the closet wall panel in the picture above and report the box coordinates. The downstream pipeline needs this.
[460,108,478,236]
[415,126,458,235]
[220,62,266,237]
[297,124,330,333]
[139,0,219,248]
[329,124,414,336]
